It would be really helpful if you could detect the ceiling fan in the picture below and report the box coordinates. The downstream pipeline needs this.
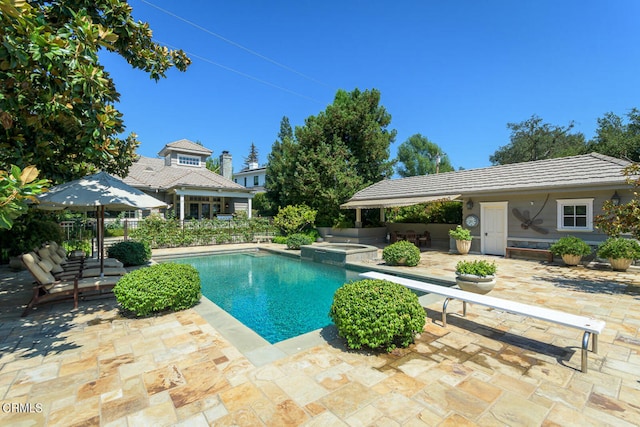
[511,194,549,235]
[512,208,548,234]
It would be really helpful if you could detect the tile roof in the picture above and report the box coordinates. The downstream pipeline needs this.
[347,153,631,203]
[123,156,247,191]
[157,139,213,157]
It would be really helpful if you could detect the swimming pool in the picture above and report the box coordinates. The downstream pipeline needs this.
[174,251,361,343]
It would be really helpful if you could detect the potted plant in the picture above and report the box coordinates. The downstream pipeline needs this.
[549,236,592,266]
[449,225,472,255]
[597,237,640,272]
[455,260,497,294]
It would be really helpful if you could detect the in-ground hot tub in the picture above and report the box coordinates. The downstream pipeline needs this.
[300,243,379,266]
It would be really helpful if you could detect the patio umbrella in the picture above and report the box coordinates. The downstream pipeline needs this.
[36,171,167,273]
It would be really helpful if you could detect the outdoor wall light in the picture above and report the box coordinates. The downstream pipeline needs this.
[611,191,621,206]
[466,199,473,210]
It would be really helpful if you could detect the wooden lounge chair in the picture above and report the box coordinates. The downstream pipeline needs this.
[37,246,123,270]
[29,252,126,278]
[21,253,120,316]
[46,241,124,268]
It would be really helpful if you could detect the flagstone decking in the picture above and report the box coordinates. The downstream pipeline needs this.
[1,244,639,426]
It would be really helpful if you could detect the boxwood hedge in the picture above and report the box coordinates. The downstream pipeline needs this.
[286,233,313,249]
[382,240,421,266]
[329,279,426,351]
[114,263,201,316]
[108,240,151,266]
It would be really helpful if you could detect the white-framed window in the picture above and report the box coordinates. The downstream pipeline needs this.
[253,175,259,186]
[556,198,594,231]
[178,155,200,166]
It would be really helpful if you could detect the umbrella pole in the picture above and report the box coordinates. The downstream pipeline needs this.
[100,206,105,276]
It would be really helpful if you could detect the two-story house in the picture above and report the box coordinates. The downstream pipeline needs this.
[234,162,267,193]
[123,139,254,220]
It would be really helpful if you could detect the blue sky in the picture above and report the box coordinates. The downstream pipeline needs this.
[101,0,640,175]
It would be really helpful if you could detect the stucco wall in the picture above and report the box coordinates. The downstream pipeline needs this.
[461,188,634,252]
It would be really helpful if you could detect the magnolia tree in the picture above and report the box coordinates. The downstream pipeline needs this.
[0,0,190,184]
[0,165,48,229]
[594,164,640,239]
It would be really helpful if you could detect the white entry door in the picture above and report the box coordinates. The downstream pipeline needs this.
[481,202,508,255]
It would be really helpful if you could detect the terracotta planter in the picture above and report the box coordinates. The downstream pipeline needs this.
[609,258,633,272]
[455,240,472,255]
[561,254,582,266]
[455,274,496,294]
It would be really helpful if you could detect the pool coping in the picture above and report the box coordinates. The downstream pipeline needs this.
[154,245,455,367]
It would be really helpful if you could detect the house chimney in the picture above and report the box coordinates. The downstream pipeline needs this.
[220,151,232,180]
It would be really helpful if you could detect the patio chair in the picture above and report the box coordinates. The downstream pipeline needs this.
[405,230,418,246]
[21,253,120,316]
[29,252,126,279]
[418,231,431,248]
[38,246,123,270]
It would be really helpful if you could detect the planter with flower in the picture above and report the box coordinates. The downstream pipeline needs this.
[596,237,640,272]
[455,259,497,294]
[549,236,592,266]
[449,225,472,255]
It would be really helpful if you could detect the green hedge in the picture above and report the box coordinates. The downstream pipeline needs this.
[329,279,425,351]
[114,263,201,316]
[286,233,313,249]
[108,241,151,266]
[382,240,421,266]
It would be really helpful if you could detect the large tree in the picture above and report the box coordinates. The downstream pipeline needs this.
[266,89,396,225]
[244,142,259,168]
[0,0,190,184]
[396,134,453,177]
[586,109,640,162]
[490,115,586,165]
[265,116,297,210]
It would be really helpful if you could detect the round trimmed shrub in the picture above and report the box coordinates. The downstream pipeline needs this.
[285,233,313,249]
[382,240,421,266]
[108,240,151,266]
[329,279,426,351]
[549,236,592,256]
[114,263,201,316]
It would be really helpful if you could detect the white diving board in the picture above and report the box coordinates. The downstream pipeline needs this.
[359,271,606,373]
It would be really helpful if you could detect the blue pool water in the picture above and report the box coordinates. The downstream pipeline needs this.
[174,252,361,343]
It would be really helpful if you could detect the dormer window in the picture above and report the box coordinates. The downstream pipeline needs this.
[178,155,200,167]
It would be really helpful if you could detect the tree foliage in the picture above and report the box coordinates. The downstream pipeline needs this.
[0,165,48,229]
[265,116,297,210]
[385,201,462,224]
[205,156,220,174]
[594,163,640,239]
[244,142,259,168]
[490,115,586,165]
[587,109,640,162]
[0,0,190,184]
[272,204,317,236]
[266,89,396,225]
[396,134,453,177]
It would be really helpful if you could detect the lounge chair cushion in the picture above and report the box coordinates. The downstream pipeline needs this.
[80,267,127,277]
[22,253,57,286]
[37,259,55,273]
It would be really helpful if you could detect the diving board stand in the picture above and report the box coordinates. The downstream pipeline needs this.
[359,271,606,373]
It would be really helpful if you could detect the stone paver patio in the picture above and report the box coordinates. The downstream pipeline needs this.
[1,243,639,426]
